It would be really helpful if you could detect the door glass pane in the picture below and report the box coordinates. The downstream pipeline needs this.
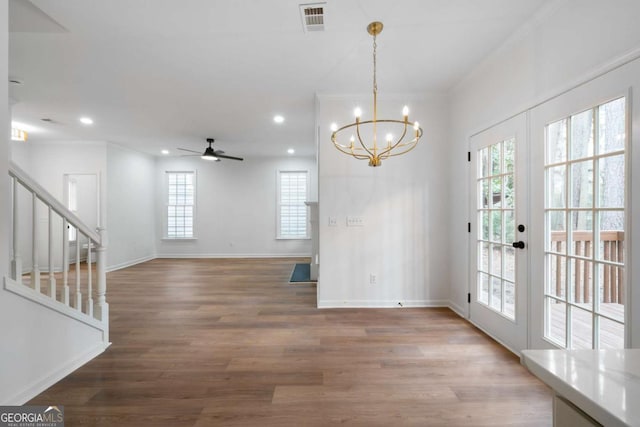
[570,211,592,256]
[479,273,489,304]
[598,98,625,154]
[598,263,624,320]
[546,298,566,346]
[504,210,515,244]
[490,244,502,276]
[491,144,501,175]
[599,316,624,349]
[547,166,566,208]
[479,242,489,273]
[547,119,567,164]
[491,177,502,208]
[570,160,593,208]
[547,211,566,253]
[504,281,515,318]
[547,254,566,300]
[480,148,489,177]
[490,277,502,311]
[491,211,502,242]
[598,155,624,208]
[598,211,624,262]
[570,109,594,160]
[570,307,593,349]
[504,247,515,282]
[480,179,490,208]
[504,176,514,208]
[480,211,489,240]
[504,138,515,172]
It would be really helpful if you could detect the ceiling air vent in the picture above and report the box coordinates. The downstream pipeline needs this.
[300,3,325,33]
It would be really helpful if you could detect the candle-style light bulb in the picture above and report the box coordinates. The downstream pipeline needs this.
[386,133,393,143]
[402,106,409,117]
[413,121,420,131]
[354,107,362,118]
[330,123,338,132]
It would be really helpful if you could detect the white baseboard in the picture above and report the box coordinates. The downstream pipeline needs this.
[4,341,110,405]
[465,317,520,357]
[448,301,468,318]
[317,299,449,309]
[106,254,156,272]
[157,253,311,259]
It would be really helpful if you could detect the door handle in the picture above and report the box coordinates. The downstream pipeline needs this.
[512,241,525,249]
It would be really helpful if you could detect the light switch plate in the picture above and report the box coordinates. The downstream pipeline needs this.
[346,216,364,227]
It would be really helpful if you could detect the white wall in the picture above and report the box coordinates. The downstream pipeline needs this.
[316,94,449,307]
[106,144,156,270]
[448,0,640,317]
[155,155,316,257]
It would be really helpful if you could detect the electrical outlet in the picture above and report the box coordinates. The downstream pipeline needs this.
[328,216,338,226]
[346,216,364,227]
[370,274,376,284]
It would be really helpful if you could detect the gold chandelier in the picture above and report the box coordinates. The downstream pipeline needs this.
[331,21,423,167]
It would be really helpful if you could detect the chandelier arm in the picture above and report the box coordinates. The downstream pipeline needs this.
[332,141,370,159]
[377,121,409,158]
[355,121,376,159]
[381,145,415,159]
[383,139,422,157]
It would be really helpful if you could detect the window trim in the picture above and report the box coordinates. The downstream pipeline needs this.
[164,170,197,240]
[276,169,310,240]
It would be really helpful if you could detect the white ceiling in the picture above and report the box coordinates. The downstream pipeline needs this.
[9,0,550,158]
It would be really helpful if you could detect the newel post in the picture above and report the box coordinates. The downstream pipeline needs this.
[94,228,109,339]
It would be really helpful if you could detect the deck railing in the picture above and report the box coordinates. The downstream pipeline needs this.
[7,161,108,339]
[550,230,624,304]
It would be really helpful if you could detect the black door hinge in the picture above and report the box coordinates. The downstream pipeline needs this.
[467,151,471,162]
[468,222,471,233]
[468,293,471,303]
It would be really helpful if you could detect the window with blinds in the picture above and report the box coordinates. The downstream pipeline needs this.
[277,170,309,239]
[166,171,195,239]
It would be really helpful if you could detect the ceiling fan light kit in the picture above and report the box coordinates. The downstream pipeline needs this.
[331,21,423,167]
[177,138,244,162]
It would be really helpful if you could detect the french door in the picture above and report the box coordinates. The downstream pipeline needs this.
[530,87,630,349]
[469,113,528,352]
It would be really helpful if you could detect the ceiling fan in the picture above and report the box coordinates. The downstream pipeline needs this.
[177,138,244,162]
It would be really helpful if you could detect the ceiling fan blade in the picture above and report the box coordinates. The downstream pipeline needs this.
[177,147,202,154]
[216,153,244,161]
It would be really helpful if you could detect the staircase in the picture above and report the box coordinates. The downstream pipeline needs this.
[6,161,109,342]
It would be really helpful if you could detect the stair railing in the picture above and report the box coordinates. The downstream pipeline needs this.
[7,161,108,338]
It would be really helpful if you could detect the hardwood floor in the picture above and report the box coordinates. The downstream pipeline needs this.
[29,258,552,426]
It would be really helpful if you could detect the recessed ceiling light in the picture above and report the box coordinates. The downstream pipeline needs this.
[161,149,170,155]
[274,115,285,124]
[79,117,93,125]
[287,148,295,154]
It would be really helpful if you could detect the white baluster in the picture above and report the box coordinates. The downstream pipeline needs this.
[48,206,56,300]
[31,193,41,292]
[11,178,22,284]
[62,218,70,305]
[94,228,109,338]
[86,240,93,317]
[75,231,81,311]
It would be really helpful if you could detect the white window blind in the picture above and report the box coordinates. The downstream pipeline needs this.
[278,171,309,238]
[166,172,195,238]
